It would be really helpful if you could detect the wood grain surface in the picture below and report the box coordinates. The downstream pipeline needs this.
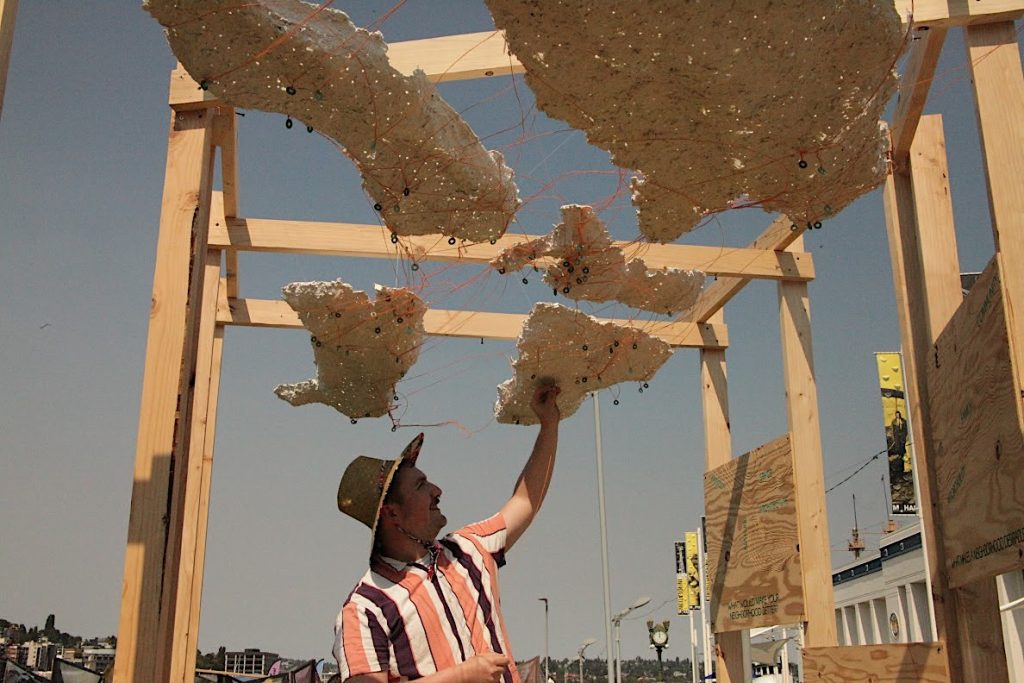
[704,435,803,632]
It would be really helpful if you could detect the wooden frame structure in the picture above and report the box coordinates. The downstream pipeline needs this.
[112,3,1023,681]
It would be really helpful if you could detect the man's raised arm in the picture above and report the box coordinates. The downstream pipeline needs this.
[500,384,561,550]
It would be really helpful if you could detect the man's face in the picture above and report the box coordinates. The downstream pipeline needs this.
[386,464,446,540]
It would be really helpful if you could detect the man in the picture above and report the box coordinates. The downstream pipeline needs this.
[333,384,561,683]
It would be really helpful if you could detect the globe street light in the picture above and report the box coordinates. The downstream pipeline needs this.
[538,597,550,683]
[578,638,597,683]
[612,595,651,683]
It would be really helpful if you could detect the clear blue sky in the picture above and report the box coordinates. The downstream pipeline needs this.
[0,0,1015,667]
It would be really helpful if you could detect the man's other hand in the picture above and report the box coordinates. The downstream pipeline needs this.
[460,652,510,683]
[530,384,561,425]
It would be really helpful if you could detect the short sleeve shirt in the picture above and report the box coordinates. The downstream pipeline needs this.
[334,514,520,683]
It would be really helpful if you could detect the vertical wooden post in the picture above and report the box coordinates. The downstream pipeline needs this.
[776,236,836,648]
[183,279,228,673]
[966,20,1024,404]
[911,115,1006,680]
[700,310,751,683]
[212,109,240,299]
[112,101,216,682]
[159,249,225,683]
[0,0,17,121]
[883,114,1007,681]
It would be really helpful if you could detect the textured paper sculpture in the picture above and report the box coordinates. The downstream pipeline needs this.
[486,0,904,241]
[146,0,519,242]
[492,205,704,313]
[618,258,704,315]
[274,281,426,419]
[495,303,672,425]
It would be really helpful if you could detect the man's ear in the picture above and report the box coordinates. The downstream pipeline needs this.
[380,503,399,525]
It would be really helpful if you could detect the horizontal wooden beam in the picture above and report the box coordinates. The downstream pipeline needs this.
[893,0,1024,28]
[169,1,1024,109]
[388,30,523,83]
[890,26,948,166]
[169,29,522,110]
[217,297,728,349]
[207,214,814,281]
[679,216,804,323]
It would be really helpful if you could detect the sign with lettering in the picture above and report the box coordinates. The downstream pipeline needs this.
[704,434,803,632]
[926,258,1024,588]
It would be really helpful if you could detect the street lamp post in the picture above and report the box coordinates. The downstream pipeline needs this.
[538,597,550,683]
[647,620,670,683]
[611,595,651,683]
[577,638,596,683]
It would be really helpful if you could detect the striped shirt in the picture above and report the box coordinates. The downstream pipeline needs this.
[334,514,520,683]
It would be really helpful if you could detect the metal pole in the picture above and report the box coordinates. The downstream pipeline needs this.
[780,628,791,683]
[594,394,615,683]
[579,653,584,683]
[689,611,698,683]
[540,597,550,683]
[614,619,622,683]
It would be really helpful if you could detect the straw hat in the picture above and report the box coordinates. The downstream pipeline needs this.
[337,433,424,549]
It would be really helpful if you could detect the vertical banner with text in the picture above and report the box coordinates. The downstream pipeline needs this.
[675,541,690,615]
[876,352,918,515]
[685,531,701,611]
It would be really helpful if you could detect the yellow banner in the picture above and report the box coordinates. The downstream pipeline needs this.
[876,352,917,515]
[685,531,701,610]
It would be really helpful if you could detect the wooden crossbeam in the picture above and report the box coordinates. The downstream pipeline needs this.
[0,0,17,122]
[217,297,728,349]
[206,212,813,281]
[167,1,1024,112]
[890,26,948,166]
[387,30,523,83]
[679,216,804,323]
[893,0,1024,28]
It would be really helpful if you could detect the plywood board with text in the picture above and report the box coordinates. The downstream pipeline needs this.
[704,434,802,632]
[926,258,1024,588]
[803,644,948,682]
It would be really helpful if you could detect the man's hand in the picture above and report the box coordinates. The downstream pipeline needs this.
[530,384,561,425]
[459,652,510,683]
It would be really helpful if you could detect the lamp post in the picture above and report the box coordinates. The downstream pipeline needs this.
[611,595,651,683]
[538,597,550,683]
[577,638,596,683]
[647,620,670,683]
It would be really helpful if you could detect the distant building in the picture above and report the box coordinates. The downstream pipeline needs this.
[82,645,116,673]
[226,648,280,675]
[832,521,1024,678]
[26,639,58,670]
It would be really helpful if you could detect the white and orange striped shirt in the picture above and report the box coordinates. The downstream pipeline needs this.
[334,514,520,683]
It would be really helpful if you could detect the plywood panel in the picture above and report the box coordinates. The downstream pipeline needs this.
[927,258,1024,588]
[803,643,948,682]
[704,435,803,633]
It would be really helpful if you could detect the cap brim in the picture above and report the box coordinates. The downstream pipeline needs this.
[369,432,425,552]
